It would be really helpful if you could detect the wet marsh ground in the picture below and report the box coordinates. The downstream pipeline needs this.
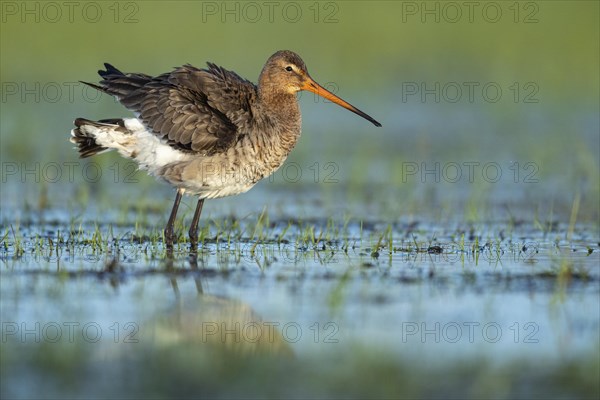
[2,1,599,398]
[2,180,599,398]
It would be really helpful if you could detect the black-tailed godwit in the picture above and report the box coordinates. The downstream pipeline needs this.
[71,50,381,247]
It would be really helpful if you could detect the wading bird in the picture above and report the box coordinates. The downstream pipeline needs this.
[71,50,381,248]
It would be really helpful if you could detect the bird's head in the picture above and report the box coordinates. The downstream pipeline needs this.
[259,50,381,127]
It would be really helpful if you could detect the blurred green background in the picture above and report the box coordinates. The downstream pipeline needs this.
[1,1,598,220]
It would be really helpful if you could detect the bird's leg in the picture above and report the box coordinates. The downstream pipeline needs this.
[164,188,185,248]
[188,198,205,246]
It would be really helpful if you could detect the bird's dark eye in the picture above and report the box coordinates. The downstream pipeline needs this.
[285,66,293,72]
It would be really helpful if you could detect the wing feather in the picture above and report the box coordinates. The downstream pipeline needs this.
[88,62,257,154]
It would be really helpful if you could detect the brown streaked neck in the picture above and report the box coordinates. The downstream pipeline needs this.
[257,84,301,131]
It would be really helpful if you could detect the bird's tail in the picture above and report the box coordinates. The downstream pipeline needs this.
[80,63,152,102]
[70,118,128,158]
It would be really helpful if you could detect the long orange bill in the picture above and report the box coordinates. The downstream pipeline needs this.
[302,77,382,127]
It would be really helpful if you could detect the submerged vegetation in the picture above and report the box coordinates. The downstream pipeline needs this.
[1,212,599,398]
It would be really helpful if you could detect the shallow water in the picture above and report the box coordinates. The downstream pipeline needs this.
[1,192,598,397]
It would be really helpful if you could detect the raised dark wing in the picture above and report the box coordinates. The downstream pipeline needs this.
[85,62,257,154]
